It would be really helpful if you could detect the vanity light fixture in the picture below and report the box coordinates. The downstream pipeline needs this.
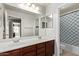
[18,3,40,14]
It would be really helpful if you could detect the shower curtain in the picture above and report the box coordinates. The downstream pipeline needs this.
[60,10,79,47]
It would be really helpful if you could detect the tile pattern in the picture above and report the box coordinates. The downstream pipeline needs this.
[60,11,79,47]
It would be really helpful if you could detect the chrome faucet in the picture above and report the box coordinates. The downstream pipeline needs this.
[12,38,20,43]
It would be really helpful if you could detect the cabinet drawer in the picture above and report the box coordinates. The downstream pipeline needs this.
[37,42,45,49]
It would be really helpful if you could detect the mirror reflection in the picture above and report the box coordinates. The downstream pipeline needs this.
[8,16,21,38]
[40,16,53,28]
[3,15,53,39]
[0,4,53,40]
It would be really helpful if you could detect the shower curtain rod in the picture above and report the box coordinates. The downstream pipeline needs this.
[60,8,79,17]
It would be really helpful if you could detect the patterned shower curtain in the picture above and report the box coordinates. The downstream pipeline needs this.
[60,11,79,47]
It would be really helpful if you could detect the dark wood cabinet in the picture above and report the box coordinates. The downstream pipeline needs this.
[37,48,45,56]
[21,45,36,56]
[46,40,54,56]
[0,40,54,56]
[8,49,21,56]
[0,49,21,56]
[0,52,11,56]
[36,42,45,56]
[23,51,36,56]
[37,42,45,49]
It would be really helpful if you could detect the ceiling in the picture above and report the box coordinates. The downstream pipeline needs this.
[60,3,79,15]
[35,3,50,7]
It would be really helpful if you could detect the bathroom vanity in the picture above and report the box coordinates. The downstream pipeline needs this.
[0,39,54,56]
[0,4,55,56]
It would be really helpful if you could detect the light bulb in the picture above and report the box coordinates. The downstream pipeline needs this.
[36,7,39,10]
[31,4,35,8]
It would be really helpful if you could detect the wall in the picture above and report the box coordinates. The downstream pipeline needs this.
[46,3,64,16]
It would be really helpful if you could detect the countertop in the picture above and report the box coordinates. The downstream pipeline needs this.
[0,36,54,53]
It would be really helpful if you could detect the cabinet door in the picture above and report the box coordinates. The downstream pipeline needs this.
[0,49,21,56]
[9,49,21,56]
[21,45,36,56]
[36,42,45,56]
[37,48,45,56]
[46,40,54,56]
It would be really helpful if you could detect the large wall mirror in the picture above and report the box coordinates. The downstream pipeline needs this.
[1,4,53,40]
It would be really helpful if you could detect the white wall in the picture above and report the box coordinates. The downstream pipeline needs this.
[5,8,38,37]
[46,3,64,56]
[46,3,64,15]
